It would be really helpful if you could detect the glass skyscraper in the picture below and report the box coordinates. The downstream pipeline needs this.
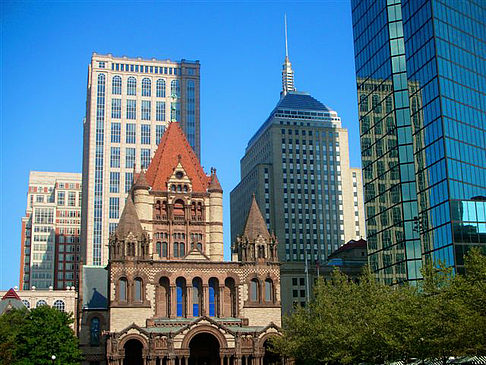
[352,0,485,284]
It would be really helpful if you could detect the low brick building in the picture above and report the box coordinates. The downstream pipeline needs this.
[84,123,282,365]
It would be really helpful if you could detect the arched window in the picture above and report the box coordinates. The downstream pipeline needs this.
[173,242,179,258]
[127,77,137,96]
[265,279,273,302]
[208,278,219,317]
[156,79,166,97]
[158,277,170,317]
[359,95,368,112]
[142,78,151,97]
[134,278,143,302]
[197,243,202,252]
[372,94,381,113]
[53,300,65,311]
[173,199,184,216]
[179,242,185,257]
[36,300,47,307]
[21,300,30,308]
[176,277,186,317]
[250,279,259,302]
[112,76,122,95]
[90,317,100,346]
[192,277,202,317]
[156,242,162,256]
[119,278,127,302]
[225,277,237,317]
[171,80,180,98]
[162,242,168,257]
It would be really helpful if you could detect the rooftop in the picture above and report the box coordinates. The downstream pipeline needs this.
[328,238,367,259]
[276,91,332,112]
[247,91,339,149]
[92,52,199,65]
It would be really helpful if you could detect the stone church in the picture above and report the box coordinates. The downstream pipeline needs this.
[103,122,282,365]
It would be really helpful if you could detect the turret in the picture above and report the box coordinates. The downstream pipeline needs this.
[233,194,278,263]
[133,170,152,222]
[208,168,224,261]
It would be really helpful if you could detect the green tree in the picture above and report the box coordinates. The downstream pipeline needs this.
[0,307,28,364]
[416,261,471,364]
[451,247,486,354]
[271,268,391,364]
[0,305,82,365]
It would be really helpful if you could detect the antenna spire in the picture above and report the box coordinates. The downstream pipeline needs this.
[281,14,295,96]
[285,14,289,59]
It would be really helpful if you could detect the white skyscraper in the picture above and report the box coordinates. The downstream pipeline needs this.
[81,53,200,266]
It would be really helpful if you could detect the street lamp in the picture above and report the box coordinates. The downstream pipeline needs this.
[51,355,56,364]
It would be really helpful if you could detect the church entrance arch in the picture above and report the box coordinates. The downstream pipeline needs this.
[189,332,220,365]
[123,338,144,365]
[263,339,281,365]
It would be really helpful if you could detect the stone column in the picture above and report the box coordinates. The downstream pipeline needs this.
[170,285,177,317]
[202,284,209,316]
[187,285,193,317]
[219,286,225,317]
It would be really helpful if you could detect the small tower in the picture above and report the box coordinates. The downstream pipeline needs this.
[208,168,224,261]
[132,169,151,222]
[233,195,278,263]
[109,195,150,261]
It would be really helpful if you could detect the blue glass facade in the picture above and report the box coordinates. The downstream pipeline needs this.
[352,0,485,283]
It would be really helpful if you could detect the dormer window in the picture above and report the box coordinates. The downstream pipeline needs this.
[175,171,184,179]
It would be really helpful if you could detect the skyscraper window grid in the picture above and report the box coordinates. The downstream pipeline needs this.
[352,0,485,284]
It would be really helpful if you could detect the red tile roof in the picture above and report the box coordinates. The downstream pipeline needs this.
[328,238,367,259]
[146,122,209,192]
[2,288,21,300]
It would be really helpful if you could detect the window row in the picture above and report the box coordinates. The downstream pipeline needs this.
[109,63,189,76]
[155,241,203,258]
[111,123,166,145]
[21,299,65,311]
[111,99,169,122]
[109,147,153,169]
[111,76,181,98]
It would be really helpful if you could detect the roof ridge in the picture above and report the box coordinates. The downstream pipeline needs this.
[145,123,209,192]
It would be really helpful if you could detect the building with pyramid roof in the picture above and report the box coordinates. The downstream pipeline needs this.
[80,122,282,365]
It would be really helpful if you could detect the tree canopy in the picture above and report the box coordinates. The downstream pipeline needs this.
[0,304,82,365]
[272,248,486,364]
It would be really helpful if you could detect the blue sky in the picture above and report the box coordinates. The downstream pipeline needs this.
[0,0,360,290]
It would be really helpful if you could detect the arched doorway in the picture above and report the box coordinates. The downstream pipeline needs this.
[123,338,144,365]
[189,332,220,365]
[263,339,281,365]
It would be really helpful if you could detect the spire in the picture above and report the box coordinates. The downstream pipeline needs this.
[133,169,150,190]
[285,14,289,59]
[115,195,144,238]
[242,194,271,241]
[208,168,223,193]
[282,14,295,95]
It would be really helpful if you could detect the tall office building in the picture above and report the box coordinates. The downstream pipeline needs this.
[352,0,485,284]
[20,171,82,290]
[81,53,200,266]
[231,43,365,312]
